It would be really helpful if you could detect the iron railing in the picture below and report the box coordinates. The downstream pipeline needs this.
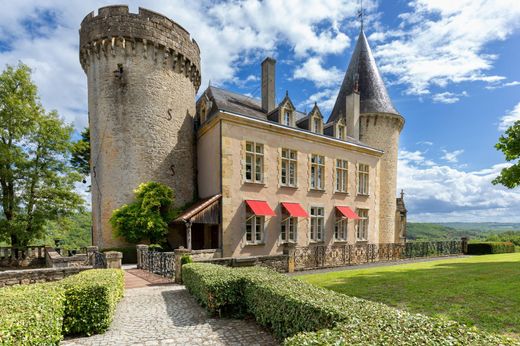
[141,251,175,278]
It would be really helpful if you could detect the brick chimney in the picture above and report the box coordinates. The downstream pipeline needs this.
[346,91,360,140]
[261,57,276,113]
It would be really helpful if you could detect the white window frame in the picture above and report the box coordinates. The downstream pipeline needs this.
[334,215,348,241]
[310,206,324,242]
[283,110,292,126]
[310,154,325,190]
[280,216,297,243]
[245,141,264,183]
[335,159,348,193]
[357,163,369,195]
[246,212,264,244]
[337,124,346,140]
[356,209,368,241]
[281,148,297,187]
[312,117,322,133]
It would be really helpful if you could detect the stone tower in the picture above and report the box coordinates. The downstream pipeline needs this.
[329,30,404,243]
[79,6,201,249]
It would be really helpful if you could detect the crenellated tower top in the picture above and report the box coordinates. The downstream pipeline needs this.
[79,5,201,91]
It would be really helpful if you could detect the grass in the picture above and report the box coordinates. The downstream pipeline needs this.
[298,253,520,339]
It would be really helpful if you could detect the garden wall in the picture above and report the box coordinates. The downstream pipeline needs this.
[0,266,90,287]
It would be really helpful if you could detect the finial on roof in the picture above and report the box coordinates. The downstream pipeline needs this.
[400,189,405,199]
[285,90,289,98]
[358,0,365,31]
[208,79,212,87]
[314,101,317,107]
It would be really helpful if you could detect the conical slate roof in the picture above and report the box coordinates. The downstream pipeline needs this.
[328,30,399,123]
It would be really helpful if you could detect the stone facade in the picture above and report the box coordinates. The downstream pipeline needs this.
[80,6,200,249]
[0,267,90,287]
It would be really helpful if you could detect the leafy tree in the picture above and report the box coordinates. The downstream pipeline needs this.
[0,63,84,247]
[42,211,92,250]
[493,120,520,188]
[110,182,176,244]
[71,127,90,177]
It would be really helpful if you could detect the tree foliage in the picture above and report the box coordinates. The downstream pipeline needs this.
[110,182,175,244]
[493,120,520,188]
[0,63,84,247]
[71,127,90,177]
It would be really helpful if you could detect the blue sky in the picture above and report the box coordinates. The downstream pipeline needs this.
[1,0,520,222]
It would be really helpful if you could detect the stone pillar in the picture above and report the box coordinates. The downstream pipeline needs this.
[185,221,193,250]
[136,244,149,269]
[283,243,297,273]
[461,237,469,254]
[86,246,98,266]
[104,251,123,269]
[174,247,192,284]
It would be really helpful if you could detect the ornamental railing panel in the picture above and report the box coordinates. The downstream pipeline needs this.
[141,251,175,278]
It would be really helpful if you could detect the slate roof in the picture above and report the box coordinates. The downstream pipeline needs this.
[328,30,400,123]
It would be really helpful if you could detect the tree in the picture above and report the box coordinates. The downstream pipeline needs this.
[0,63,84,247]
[71,127,90,177]
[493,120,520,189]
[110,182,176,244]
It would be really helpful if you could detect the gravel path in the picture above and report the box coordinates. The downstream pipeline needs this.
[61,275,277,346]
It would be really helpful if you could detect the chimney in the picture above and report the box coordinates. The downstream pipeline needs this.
[346,91,360,140]
[261,57,276,113]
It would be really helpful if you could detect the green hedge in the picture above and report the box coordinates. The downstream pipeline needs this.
[467,242,515,255]
[183,263,518,345]
[61,269,125,336]
[0,283,66,345]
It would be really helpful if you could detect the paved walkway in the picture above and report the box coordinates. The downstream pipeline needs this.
[61,270,277,346]
[290,255,469,276]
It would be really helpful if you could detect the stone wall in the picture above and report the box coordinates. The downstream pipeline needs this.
[0,246,46,268]
[79,6,200,249]
[45,247,88,268]
[0,267,90,287]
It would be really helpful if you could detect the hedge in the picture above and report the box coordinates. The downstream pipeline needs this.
[182,263,518,345]
[61,269,125,336]
[0,283,66,345]
[467,242,515,255]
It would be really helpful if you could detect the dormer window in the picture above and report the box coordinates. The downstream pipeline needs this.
[283,110,292,126]
[312,117,322,134]
[337,124,346,140]
[200,104,207,123]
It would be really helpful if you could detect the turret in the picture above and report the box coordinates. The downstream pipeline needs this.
[329,30,405,243]
[79,6,201,249]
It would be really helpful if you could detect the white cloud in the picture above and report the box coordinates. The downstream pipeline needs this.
[298,88,338,114]
[485,80,520,90]
[441,149,464,163]
[293,57,343,87]
[398,150,520,222]
[374,0,520,95]
[498,102,520,131]
[432,91,468,104]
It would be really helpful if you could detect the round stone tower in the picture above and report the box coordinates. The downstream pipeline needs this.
[79,6,201,249]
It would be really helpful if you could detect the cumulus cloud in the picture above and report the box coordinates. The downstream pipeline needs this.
[374,0,520,95]
[441,149,464,163]
[293,57,343,87]
[398,150,520,222]
[432,91,468,104]
[485,80,520,90]
[498,102,520,131]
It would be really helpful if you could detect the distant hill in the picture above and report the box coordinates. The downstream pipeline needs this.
[406,222,520,241]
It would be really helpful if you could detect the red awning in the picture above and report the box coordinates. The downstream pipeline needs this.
[245,200,276,216]
[336,206,360,219]
[281,202,309,217]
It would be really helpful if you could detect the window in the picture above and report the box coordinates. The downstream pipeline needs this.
[356,209,368,241]
[313,117,321,133]
[334,215,348,241]
[337,124,346,140]
[281,149,297,187]
[200,104,206,123]
[310,207,324,241]
[357,163,369,195]
[281,216,297,243]
[246,212,264,244]
[245,141,264,183]
[310,154,325,190]
[336,159,348,193]
[283,110,291,126]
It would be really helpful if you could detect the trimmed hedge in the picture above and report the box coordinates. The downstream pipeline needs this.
[0,283,66,345]
[467,242,515,255]
[61,269,125,336]
[182,263,518,345]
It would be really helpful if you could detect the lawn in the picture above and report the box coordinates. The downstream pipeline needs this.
[298,253,520,339]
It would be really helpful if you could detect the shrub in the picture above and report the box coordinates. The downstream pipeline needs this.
[180,254,193,266]
[183,263,518,345]
[61,269,124,336]
[467,242,515,255]
[0,283,65,345]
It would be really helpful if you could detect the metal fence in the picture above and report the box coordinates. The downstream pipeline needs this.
[294,241,463,271]
[141,251,175,278]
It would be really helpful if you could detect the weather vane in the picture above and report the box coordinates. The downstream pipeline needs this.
[358,0,366,30]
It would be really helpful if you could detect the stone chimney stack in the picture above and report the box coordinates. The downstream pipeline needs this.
[261,57,276,113]
[346,91,360,140]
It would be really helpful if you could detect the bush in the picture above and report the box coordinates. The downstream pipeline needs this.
[61,269,124,336]
[103,247,137,264]
[0,283,65,345]
[181,254,193,266]
[467,242,515,255]
[183,263,518,345]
